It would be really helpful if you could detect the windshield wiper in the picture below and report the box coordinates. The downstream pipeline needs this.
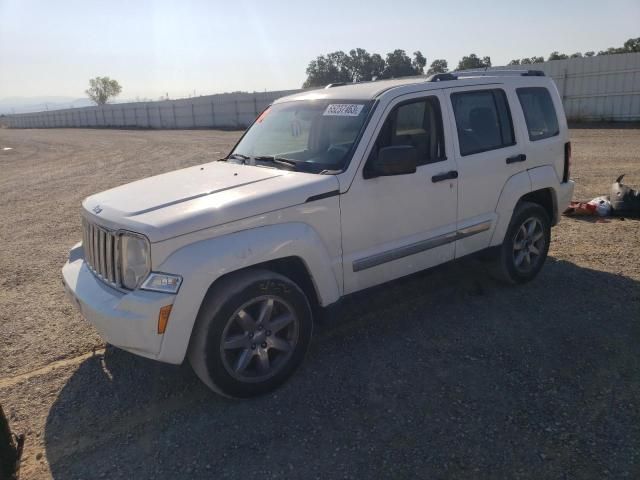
[252,156,298,169]
[225,153,250,161]
[224,153,299,171]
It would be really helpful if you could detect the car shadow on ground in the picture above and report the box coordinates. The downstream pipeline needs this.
[44,257,640,479]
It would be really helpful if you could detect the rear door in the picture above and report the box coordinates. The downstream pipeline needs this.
[445,85,528,258]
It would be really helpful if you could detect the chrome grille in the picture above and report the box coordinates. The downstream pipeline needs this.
[82,218,121,287]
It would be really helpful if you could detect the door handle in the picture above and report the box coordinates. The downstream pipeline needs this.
[506,154,527,164]
[432,170,458,183]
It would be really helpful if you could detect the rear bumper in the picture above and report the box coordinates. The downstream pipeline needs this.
[556,180,575,223]
[61,243,176,360]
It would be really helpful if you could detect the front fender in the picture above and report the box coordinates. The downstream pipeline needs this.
[154,222,341,364]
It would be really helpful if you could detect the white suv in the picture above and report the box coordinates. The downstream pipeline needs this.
[62,70,575,397]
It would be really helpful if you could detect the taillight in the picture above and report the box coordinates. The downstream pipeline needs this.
[563,141,571,182]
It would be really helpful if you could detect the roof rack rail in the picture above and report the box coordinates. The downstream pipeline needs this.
[522,70,545,76]
[426,73,458,82]
[325,82,347,89]
[425,69,545,83]
[453,69,546,78]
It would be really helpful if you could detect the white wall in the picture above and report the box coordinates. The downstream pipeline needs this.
[485,52,640,121]
[6,52,640,128]
[5,89,302,129]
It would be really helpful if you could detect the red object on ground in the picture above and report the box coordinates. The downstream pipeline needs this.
[564,201,598,216]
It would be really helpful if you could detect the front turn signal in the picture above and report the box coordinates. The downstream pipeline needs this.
[158,305,173,334]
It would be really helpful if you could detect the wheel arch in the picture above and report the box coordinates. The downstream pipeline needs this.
[186,266,314,397]
[526,165,563,225]
[490,170,532,246]
[199,256,320,314]
[491,166,562,247]
[518,188,557,225]
[154,222,340,365]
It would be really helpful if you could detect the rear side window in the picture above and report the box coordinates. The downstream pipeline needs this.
[451,89,515,156]
[372,96,446,165]
[516,87,559,141]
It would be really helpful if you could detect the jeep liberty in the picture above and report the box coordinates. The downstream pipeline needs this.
[62,71,575,397]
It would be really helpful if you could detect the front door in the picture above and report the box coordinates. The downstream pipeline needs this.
[340,92,459,294]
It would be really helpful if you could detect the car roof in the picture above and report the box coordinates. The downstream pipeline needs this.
[274,71,551,103]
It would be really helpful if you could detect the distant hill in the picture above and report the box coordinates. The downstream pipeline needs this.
[0,96,94,114]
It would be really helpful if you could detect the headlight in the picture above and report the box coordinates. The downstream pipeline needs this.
[141,273,182,294]
[119,233,151,290]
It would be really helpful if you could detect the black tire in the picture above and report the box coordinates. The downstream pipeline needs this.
[490,201,551,284]
[188,269,313,398]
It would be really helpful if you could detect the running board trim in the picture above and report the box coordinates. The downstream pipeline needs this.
[352,220,492,272]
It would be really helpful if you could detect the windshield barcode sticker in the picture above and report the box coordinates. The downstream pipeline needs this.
[323,104,364,117]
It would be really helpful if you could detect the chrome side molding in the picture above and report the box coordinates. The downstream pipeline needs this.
[352,220,491,272]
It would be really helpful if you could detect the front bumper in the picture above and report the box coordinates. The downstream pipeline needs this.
[61,243,176,360]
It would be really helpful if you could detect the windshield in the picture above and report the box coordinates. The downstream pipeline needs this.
[228,99,374,174]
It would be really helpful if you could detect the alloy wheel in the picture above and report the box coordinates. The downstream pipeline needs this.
[512,217,546,273]
[220,295,299,382]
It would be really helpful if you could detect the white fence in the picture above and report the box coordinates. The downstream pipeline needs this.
[487,52,640,121]
[5,52,640,128]
[4,90,301,129]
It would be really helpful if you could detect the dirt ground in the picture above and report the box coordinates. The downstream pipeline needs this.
[0,127,638,479]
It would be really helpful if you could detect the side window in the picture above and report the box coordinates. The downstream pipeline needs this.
[451,89,515,156]
[516,87,559,141]
[372,96,446,166]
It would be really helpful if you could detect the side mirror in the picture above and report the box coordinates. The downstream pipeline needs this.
[364,145,418,179]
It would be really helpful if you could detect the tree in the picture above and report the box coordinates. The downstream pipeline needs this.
[368,53,386,80]
[599,37,640,55]
[427,59,449,75]
[303,49,379,86]
[597,47,623,56]
[302,51,351,88]
[303,48,428,87]
[584,51,595,57]
[86,76,122,105]
[457,53,491,71]
[345,48,371,82]
[548,51,569,61]
[510,56,544,65]
[570,52,583,58]
[412,51,427,74]
[623,37,640,52]
[345,48,385,82]
[382,49,425,78]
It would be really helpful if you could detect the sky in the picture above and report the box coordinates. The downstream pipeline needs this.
[0,0,638,101]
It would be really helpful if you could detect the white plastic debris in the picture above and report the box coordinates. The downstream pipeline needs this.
[588,196,612,217]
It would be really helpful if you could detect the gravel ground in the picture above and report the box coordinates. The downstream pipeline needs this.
[0,127,638,479]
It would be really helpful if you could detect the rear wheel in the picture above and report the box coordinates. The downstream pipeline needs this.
[188,269,313,398]
[491,201,551,284]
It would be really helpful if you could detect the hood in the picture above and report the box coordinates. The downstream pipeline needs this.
[82,161,339,242]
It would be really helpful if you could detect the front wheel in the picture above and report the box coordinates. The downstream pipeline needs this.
[188,269,313,398]
[490,201,551,284]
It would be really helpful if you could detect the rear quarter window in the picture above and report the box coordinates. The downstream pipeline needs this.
[516,87,560,141]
